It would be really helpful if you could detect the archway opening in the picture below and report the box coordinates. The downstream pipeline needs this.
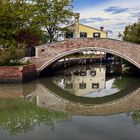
[39,49,140,77]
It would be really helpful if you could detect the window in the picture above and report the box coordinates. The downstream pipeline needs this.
[90,70,96,76]
[79,82,86,89]
[80,32,87,38]
[80,70,86,76]
[65,32,73,38]
[92,83,99,89]
[93,32,101,38]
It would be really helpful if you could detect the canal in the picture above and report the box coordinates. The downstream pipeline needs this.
[0,62,140,140]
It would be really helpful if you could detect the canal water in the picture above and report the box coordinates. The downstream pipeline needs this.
[0,63,140,140]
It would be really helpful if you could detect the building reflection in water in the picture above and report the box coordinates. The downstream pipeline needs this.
[52,64,120,97]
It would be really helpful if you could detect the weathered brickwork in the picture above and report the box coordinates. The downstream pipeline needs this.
[31,38,140,73]
[0,64,37,83]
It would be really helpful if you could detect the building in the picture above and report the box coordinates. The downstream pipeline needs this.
[65,13,108,39]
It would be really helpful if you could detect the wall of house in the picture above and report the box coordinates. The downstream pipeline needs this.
[79,24,107,38]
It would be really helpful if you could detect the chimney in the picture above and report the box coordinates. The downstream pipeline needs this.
[100,26,104,31]
[74,13,80,23]
[74,13,80,38]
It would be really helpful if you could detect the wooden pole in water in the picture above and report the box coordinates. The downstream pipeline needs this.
[90,52,93,63]
[64,57,66,68]
[68,55,70,66]
[84,53,87,65]
[100,51,102,62]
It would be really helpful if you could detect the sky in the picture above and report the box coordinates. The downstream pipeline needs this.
[72,0,140,39]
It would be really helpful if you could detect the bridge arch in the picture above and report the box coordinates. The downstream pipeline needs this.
[39,47,139,73]
[31,38,140,74]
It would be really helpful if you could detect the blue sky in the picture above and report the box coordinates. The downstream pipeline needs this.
[72,0,140,38]
[73,0,112,10]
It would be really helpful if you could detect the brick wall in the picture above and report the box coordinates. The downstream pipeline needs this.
[0,64,37,83]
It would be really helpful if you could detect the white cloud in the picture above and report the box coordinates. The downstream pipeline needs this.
[74,0,140,39]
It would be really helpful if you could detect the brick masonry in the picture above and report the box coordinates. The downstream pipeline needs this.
[0,64,37,83]
[31,38,140,74]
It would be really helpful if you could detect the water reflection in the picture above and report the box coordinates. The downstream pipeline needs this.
[54,65,107,97]
[0,83,140,139]
[0,98,70,136]
[51,64,123,98]
[0,81,37,98]
[0,63,140,139]
[127,110,140,125]
[40,64,140,105]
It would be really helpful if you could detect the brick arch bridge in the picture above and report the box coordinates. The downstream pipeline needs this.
[31,38,140,74]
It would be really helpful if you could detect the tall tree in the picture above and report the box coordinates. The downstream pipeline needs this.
[34,0,74,43]
[123,20,140,43]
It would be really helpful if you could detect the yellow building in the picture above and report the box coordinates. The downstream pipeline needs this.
[65,13,108,39]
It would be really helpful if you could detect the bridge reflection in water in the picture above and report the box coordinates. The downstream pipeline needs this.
[25,64,140,116]
[30,84,140,116]
[0,63,140,116]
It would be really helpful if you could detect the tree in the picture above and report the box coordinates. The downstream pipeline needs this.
[0,0,41,64]
[0,0,74,65]
[0,0,36,46]
[34,0,74,43]
[16,28,43,56]
[123,20,140,43]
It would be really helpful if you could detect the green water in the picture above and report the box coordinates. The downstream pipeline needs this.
[0,64,140,140]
